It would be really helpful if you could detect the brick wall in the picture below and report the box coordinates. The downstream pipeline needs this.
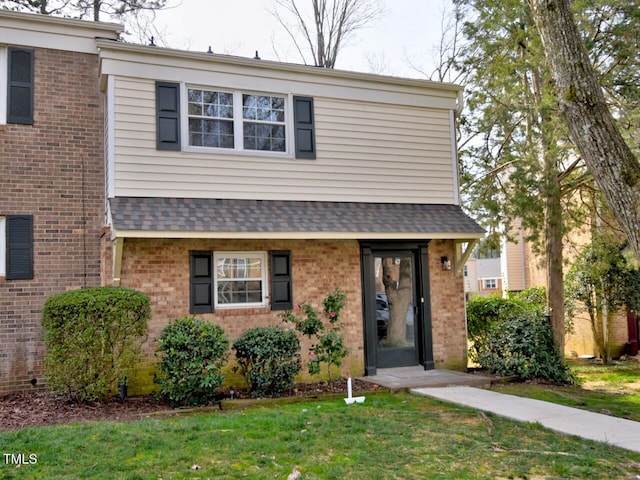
[104,236,468,393]
[0,48,104,393]
[429,240,468,370]
[107,237,364,393]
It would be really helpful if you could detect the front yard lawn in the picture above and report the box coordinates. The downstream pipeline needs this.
[1,392,639,479]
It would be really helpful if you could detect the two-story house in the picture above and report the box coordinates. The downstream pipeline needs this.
[0,11,122,394]
[1,10,484,394]
[97,39,484,392]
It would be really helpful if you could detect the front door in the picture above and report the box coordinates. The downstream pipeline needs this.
[361,243,434,374]
[374,252,418,367]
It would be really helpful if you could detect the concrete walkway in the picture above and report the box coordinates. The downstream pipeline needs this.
[413,386,640,453]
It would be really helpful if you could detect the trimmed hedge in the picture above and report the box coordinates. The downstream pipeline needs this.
[41,287,150,402]
[233,326,301,398]
[155,317,229,407]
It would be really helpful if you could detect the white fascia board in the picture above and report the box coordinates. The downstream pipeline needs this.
[110,230,485,241]
[0,11,121,54]
[97,42,462,110]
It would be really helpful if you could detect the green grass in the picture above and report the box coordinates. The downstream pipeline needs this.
[491,360,640,421]
[1,392,639,479]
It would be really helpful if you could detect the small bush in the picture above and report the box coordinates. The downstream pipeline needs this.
[41,287,150,402]
[233,326,301,398]
[280,288,349,385]
[477,311,573,384]
[466,295,524,363]
[155,317,229,407]
[467,287,547,363]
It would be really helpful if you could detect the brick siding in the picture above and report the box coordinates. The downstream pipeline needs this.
[102,236,468,394]
[0,48,104,393]
[429,240,468,370]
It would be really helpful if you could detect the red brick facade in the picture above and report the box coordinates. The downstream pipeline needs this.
[0,17,472,395]
[0,48,104,393]
[101,236,468,394]
[429,240,469,370]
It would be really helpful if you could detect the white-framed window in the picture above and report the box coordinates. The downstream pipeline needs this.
[0,216,5,277]
[214,251,268,307]
[0,47,7,125]
[186,87,288,154]
[484,278,497,289]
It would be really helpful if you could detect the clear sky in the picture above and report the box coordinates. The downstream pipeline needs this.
[150,0,449,79]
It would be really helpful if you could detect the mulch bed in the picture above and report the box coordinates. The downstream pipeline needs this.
[0,378,377,432]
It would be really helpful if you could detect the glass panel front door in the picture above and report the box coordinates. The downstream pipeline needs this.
[374,253,418,368]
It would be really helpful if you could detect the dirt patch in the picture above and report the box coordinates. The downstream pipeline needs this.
[0,378,377,432]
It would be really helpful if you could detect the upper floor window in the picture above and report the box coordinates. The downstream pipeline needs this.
[242,94,286,152]
[4,47,34,125]
[483,278,497,289]
[188,89,234,148]
[156,82,315,159]
[187,88,286,153]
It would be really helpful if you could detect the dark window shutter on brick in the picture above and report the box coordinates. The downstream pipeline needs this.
[7,48,34,125]
[293,96,316,159]
[270,250,292,310]
[6,215,33,280]
[156,81,181,150]
[190,251,213,313]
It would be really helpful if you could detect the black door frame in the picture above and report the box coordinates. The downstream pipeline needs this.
[360,241,434,376]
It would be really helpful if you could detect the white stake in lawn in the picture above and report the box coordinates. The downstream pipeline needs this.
[344,377,365,405]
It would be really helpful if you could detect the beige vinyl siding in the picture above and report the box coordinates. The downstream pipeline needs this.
[503,238,527,292]
[112,76,457,203]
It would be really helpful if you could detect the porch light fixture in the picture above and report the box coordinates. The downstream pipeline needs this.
[441,256,452,270]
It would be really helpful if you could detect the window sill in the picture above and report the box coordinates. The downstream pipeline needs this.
[182,145,295,160]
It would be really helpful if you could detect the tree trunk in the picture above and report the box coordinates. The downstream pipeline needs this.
[531,0,640,260]
[382,257,412,347]
[527,38,566,355]
[545,171,565,355]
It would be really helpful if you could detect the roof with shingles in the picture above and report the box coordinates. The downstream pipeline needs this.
[108,197,485,238]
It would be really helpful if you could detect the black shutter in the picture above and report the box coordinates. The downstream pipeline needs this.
[190,251,213,314]
[7,48,34,125]
[156,81,181,150]
[6,215,34,280]
[270,250,293,310]
[293,96,316,159]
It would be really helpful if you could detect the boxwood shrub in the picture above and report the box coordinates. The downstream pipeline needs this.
[41,287,150,402]
[155,317,229,407]
[233,326,301,398]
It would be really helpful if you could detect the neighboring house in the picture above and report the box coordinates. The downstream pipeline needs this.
[500,223,637,358]
[0,12,122,393]
[464,242,502,300]
[1,11,485,394]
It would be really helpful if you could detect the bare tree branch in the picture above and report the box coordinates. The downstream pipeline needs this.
[270,0,384,68]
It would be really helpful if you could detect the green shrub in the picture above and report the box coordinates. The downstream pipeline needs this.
[477,311,573,383]
[466,295,524,363]
[280,288,349,386]
[155,317,229,407]
[41,287,150,402]
[467,287,547,363]
[232,326,301,398]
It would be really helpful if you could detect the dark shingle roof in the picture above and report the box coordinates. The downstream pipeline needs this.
[109,197,484,238]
